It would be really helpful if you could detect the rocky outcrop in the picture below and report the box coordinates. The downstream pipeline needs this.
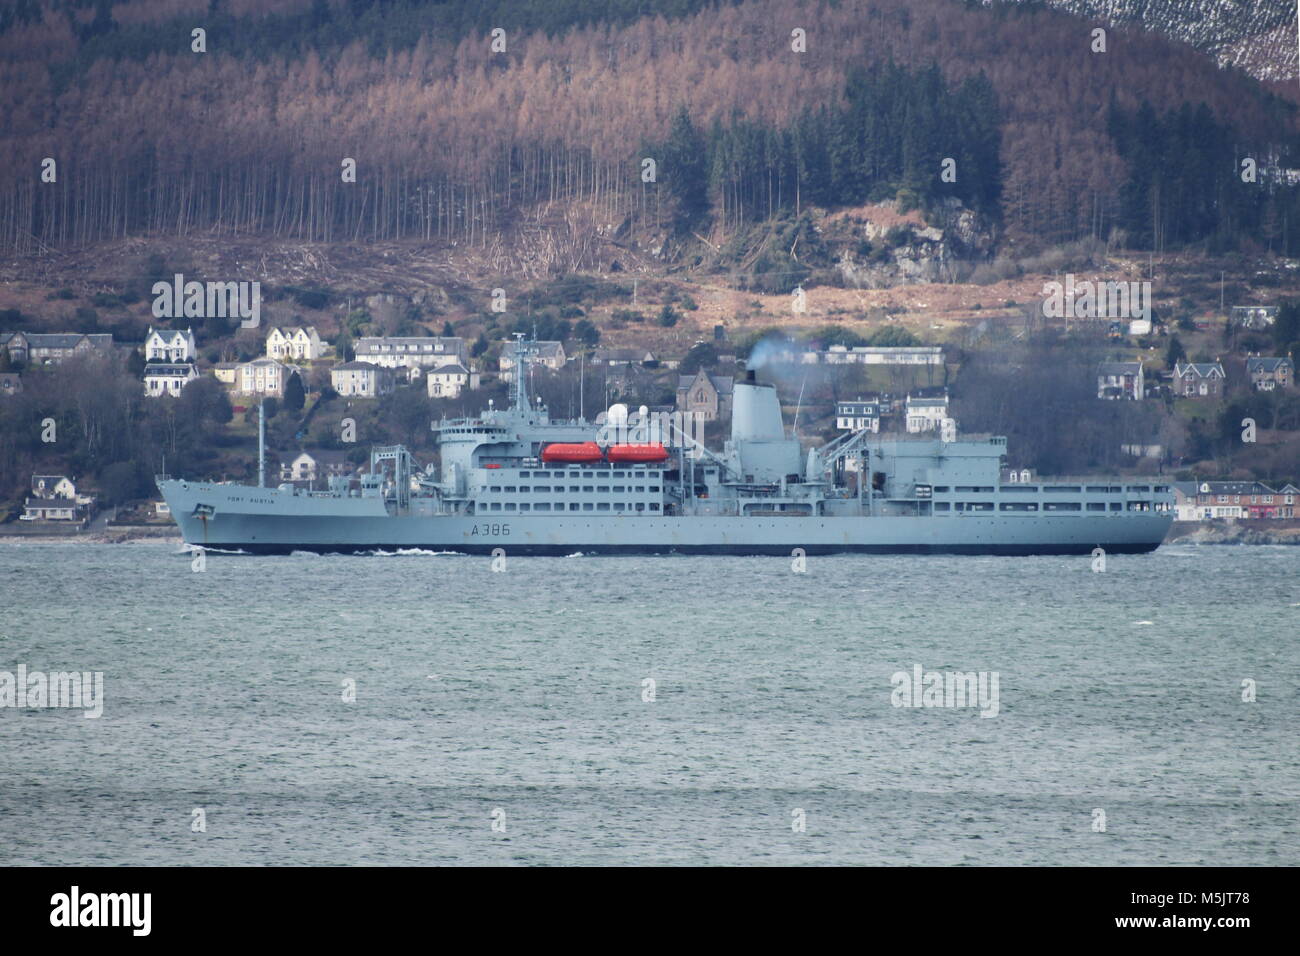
[835,198,996,289]
[1165,520,1300,545]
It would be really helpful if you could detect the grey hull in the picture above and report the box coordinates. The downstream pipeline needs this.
[159,481,1172,556]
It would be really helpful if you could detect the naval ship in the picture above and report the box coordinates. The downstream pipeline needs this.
[157,338,1174,556]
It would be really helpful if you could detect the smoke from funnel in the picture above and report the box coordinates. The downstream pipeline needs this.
[746,335,792,372]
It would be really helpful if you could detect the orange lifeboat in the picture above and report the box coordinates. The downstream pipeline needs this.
[607,444,669,463]
[541,441,604,463]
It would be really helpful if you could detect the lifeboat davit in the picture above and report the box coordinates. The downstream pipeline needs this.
[541,442,604,463]
[607,444,669,463]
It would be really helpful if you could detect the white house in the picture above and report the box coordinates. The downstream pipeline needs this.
[905,394,949,433]
[835,400,881,432]
[144,327,196,362]
[1097,362,1145,400]
[810,346,943,366]
[22,474,94,521]
[233,357,289,397]
[331,361,396,397]
[280,449,355,484]
[426,363,479,399]
[354,336,465,379]
[266,326,325,361]
[143,362,199,398]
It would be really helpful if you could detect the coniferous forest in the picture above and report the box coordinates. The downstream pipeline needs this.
[2,0,1299,255]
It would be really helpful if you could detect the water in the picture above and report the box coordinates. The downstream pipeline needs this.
[0,541,1296,865]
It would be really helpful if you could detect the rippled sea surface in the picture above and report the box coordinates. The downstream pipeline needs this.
[0,540,1296,866]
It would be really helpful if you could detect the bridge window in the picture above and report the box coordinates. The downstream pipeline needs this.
[504,503,516,511]
[533,503,549,512]
[1087,503,1106,511]
[1044,502,1081,511]
[597,503,610,511]
[649,503,660,511]
[934,502,951,512]
[519,503,531,512]
[582,503,594,511]
[999,502,1038,511]
[1044,486,1082,493]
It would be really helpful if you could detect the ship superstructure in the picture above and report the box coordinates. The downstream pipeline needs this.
[157,337,1174,555]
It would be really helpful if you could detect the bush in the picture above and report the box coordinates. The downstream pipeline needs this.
[658,305,680,328]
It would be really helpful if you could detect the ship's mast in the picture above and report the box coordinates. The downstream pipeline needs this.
[258,399,266,488]
[511,333,537,414]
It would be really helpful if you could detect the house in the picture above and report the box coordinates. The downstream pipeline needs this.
[1170,482,1201,521]
[905,393,948,433]
[1096,362,1145,400]
[836,400,881,433]
[1279,484,1300,518]
[1183,481,1293,519]
[806,346,944,366]
[1245,356,1294,391]
[0,331,114,365]
[212,362,239,385]
[233,357,291,397]
[144,326,196,362]
[499,340,565,381]
[676,369,734,422]
[331,360,396,397]
[266,326,325,361]
[593,347,656,366]
[280,449,356,485]
[425,363,479,399]
[143,362,199,398]
[1232,306,1277,330]
[354,336,465,379]
[1173,361,1225,398]
[22,475,95,522]
[0,372,20,397]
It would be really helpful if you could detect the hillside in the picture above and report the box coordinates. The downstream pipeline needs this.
[2,0,1298,259]
[1007,0,1299,84]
